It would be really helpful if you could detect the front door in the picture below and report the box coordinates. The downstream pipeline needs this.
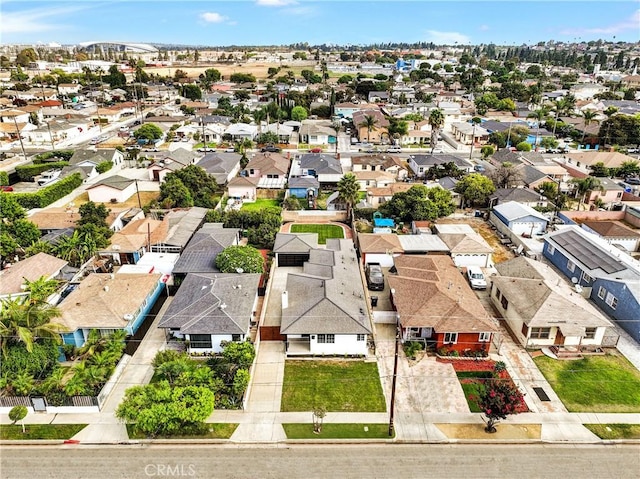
[554,329,564,345]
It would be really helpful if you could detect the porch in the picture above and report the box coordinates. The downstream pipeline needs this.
[285,337,311,356]
[543,345,607,360]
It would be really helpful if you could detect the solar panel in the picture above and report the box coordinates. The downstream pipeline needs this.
[554,229,625,274]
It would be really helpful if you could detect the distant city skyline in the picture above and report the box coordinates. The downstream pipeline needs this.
[2,1,639,47]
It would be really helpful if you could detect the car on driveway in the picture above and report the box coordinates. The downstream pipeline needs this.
[625,176,640,185]
[365,263,385,291]
[474,164,486,172]
[466,266,487,290]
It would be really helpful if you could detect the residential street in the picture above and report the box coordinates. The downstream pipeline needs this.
[1,444,637,479]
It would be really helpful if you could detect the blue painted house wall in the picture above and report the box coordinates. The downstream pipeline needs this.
[542,241,591,286]
[591,278,640,342]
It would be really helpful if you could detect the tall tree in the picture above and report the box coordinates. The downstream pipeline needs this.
[336,173,360,218]
[428,109,445,152]
[358,115,379,143]
[580,110,600,145]
[571,176,602,210]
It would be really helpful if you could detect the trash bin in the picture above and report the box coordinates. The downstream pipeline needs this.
[370,296,378,307]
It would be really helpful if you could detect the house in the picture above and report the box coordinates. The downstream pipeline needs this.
[68,148,124,169]
[28,207,139,234]
[273,232,318,267]
[197,152,242,185]
[366,183,414,207]
[490,188,548,208]
[351,153,408,180]
[172,223,240,277]
[357,233,403,267]
[147,148,201,182]
[450,122,490,146]
[86,175,137,203]
[387,255,497,353]
[491,256,613,350]
[151,207,208,254]
[334,102,380,120]
[280,239,371,356]
[58,272,167,347]
[157,272,261,354]
[0,253,68,302]
[100,217,166,265]
[408,153,473,178]
[584,177,624,208]
[288,176,319,202]
[227,176,258,201]
[434,223,494,267]
[580,221,640,253]
[543,226,640,342]
[241,152,289,189]
[490,201,550,237]
[352,109,390,144]
[354,170,396,190]
[564,151,637,172]
[294,153,343,186]
[224,122,257,141]
[298,120,337,146]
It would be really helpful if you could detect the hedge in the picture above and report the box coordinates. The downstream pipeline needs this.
[0,171,8,186]
[15,161,69,181]
[13,173,83,209]
[96,161,113,174]
[33,150,74,163]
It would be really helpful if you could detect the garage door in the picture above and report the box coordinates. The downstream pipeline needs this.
[277,253,309,267]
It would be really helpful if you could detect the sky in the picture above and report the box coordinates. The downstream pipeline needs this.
[1,1,639,47]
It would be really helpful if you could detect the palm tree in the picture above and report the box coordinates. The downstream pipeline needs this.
[571,176,602,210]
[580,110,600,146]
[358,114,378,143]
[527,107,550,151]
[428,108,445,153]
[337,172,360,219]
[330,121,341,155]
[0,298,65,357]
[22,276,59,304]
[252,107,267,136]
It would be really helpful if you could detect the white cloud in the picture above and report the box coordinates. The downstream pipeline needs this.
[560,9,640,36]
[425,30,470,45]
[1,5,89,34]
[200,12,228,23]
[256,0,298,6]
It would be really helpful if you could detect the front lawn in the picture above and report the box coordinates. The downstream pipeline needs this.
[281,361,386,412]
[241,199,280,211]
[584,424,640,440]
[283,423,392,439]
[0,424,87,440]
[455,369,528,414]
[289,224,345,244]
[534,353,640,412]
[126,423,238,440]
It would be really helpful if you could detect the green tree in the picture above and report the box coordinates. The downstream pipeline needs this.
[181,84,202,101]
[358,115,379,144]
[166,165,219,208]
[536,181,558,202]
[159,176,194,208]
[428,109,445,152]
[215,245,265,274]
[589,162,609,177]
[480,145,495,159]
[291,106,308,122]
[478,378,525,433]
[8,405,28,433]
[571,176,602,210]
[336,172,360,218]
[580,110,600,145]
[116,381,215,437]
[134,123,163,142]
[222,341,255,368]
[454,173,496,207]
[15,48,38,67]
[540,137,559,150]
[515,142,532,152]
[598,114,640,147]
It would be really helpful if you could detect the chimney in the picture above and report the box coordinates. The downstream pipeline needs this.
[282,290,288,309]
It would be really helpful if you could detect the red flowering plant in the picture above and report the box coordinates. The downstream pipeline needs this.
[477,379,525,433]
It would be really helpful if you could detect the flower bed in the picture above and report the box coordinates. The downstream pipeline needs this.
[437,358,497,372]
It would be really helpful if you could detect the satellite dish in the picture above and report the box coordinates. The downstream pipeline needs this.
[571,277,578,284]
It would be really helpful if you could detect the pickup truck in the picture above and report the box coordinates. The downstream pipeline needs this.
[365,263,385,291]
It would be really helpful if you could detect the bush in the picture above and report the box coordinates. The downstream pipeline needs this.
[403,341,424,360]
[515,142,532,152]
[33,150,74,163]
[0,171,9,186]
[152,349,185,368]
[13,173,82,209]
[15,161,69,181]
[95,161,113,174]
[494,361,507,373]
[1,341,59,380]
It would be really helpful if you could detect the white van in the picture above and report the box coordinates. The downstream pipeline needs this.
[466,266,487,290]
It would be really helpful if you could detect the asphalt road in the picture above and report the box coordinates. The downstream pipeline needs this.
[1,444,637,479]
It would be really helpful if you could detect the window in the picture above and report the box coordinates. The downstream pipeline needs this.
[567,260,575,273]
[582,272,593,284]
[547,244,555,256]
[605,292,618,310]
[317,334,335,344]
[478,332,491,342]
[521,323,529,337]
[232,334,241,342]
[495,288,502,301]
[357,334,365,341]
[501,295,509,310]
[597,286,606,299]
[530,327,551,339]
[584,328,597,339]
[443,332,458,344]
[189,334,212,349]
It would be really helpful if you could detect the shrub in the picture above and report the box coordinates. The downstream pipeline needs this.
[1,341,59,379]
[13,173,82,209]
[494,361,507,373]
[33,150,74,163]
[95,161,113,174]
[152,349,185,368]
[403,341,424,360]
[0,171,9,186]
[515,141,532,152]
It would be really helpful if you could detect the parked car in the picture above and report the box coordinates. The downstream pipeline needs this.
[365,263,385,291]
[625,176,640,185]
[387,146,402,153]
[310,147,323,153]
[473,164,486,172]
[0,185,14,192]
[466,266,487,290]
[261,145,281,153]
[223,147,235,153]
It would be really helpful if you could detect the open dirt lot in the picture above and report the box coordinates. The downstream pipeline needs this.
[437,216,515,264]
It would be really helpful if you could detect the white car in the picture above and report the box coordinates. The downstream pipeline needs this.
[466,266,487,290]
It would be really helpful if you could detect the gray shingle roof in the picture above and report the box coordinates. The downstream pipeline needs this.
[273,233,318,253]
[172,223,239,274]
[299,154,343,175]
[158,272,261,334]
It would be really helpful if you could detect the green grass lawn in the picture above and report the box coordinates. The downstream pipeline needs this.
[289,224,345,245]
[283,423,392,439]
[584,424,640,440]
[240,199,281,211]
[281,361,386,412]
[0,424,87,440]
[534,353,640,412]
[126,423,238,440]
[459,382,483,413]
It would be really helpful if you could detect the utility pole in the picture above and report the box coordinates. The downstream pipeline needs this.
[11,114,28,161]
[469,121,477,161]
[388,312,400,437]
[39,82,56,150]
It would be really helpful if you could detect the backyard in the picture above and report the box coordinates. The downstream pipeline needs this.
[534,353,640,413]
[281,360,386,412]
[290,224,345,244]
[241,199,281,211]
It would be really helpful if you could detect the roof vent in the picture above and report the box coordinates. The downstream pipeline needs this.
[123,313,134,321]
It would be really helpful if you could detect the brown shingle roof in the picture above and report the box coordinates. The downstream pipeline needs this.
[581,221,640,239]
[0,253,68,296]
[357,233,403,254]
